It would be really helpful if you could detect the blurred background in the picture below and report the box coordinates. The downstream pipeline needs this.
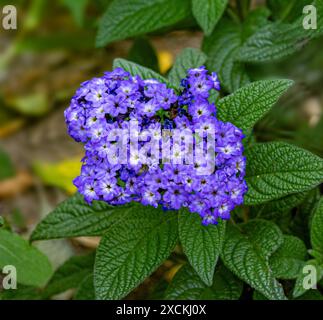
[0,0,322,299]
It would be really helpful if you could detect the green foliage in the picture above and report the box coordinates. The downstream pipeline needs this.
[217,79,293,130]
[168,48,207,87]
[244,142,323,205]
[310,197,323,257]
[4,0,323,301]
[165,264,242,300]
[94,207,178,300]
[191,0,228,36]
[96,0,191,47]
[178,209,225,286]
[203,21,250,93]
[128,38,159,72]
[42,253,94,298]
[0,229,53,287]
[239,0,323,63]
[31,193,133,240]
[113,58,169,85]
[220,220,286,300]
[269,235,307,279]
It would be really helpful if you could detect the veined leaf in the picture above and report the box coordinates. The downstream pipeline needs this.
[31,193,133,241]
[96,0,191,47]
[113,58,169,85]
[168,48,207,87]
[94,207,178,300]
[239,0,323,63]
[42,252,94,298]
[310,197,323,255]
[220,220,286,300]
[74,273,95,300]
[192,0,228,36]
[244,142,323,205]
[217,79,293,130]
[0,230,52,287]
[203,22,250,93]
[165,264,242,300]
[178,209,225,286]
[269,235,307,279]
[293,260,323,298]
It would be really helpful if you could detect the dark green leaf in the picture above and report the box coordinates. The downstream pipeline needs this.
[0,230,52,287]
[239,1,323,63]
[291,188,320,244]
[168,48,207,87]
[178,210,225,286]
[293,260,323,298]
[74,273,95,300]
[94,207,178,300]
[269,235,307,279]
[244,142,323,205]
[0,286,43,300]
[96,0,191,47]
[217,79,293,130]
[31,193,133,241]
[128,37,159,72]
[203,21,250,93]
[165,264,242,300]
[221,220,286,300]
[310,197,323,255]
[113,58,169,85]
[192,0,228,36]
[43,252,94,298]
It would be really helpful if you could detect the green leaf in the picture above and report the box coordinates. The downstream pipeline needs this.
[94,207,178,300]
[217,79,293,130]
[293,260,323,298]
[0,146,15,180]
[31,193,133,241]
[291,188,320,244]
[203,21,250,93]
[295,289,323,300]
[220,220,286,300]
[168,48,207,87]
[239,1,323,63]
[268,0,309,22]
[191,0,228,36]
[113,58,169,85]
[0,285,43,300]
[42,252,94,298]
[253,192,309,217]
[310,197,323,255]
[244,142,323,205]
[96,0,191,47]
[178,210,225,286]
[74,273,95,300]
[0,229,52,287]
[165,264,242,300]
[269,235,307,279]
[128,37,159,72]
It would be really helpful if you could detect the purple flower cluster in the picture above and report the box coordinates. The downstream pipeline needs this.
[65,66,247,225]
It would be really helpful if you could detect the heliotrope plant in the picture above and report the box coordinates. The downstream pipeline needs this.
[28,53,323,301]
[3,0,322,301]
